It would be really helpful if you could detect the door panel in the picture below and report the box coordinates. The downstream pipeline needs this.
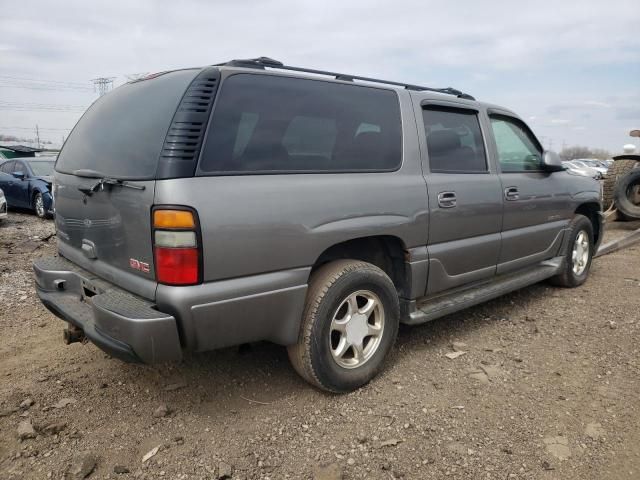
[419,104,503,296]
[489,115,571,272]
[426,174,502,294]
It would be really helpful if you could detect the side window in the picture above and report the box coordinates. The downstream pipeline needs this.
[422,107,487,173]
[0,161,15,174]
[199,74,402,173]
[13,161,25,174]
[282,116,337,160]
[490,116,543,172]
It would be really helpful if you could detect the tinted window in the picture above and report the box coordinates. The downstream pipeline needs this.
[29,161,55,176]
[490,116,542,172]
[199,74,402,173]
[56,69,199,179]
[423,107,487,173]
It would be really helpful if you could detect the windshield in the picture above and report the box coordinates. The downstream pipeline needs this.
[56,69,199,180]
[29,161,55,176]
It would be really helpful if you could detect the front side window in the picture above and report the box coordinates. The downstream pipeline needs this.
[490,116,543,172]
[422,107,487,173]
[199,74,402,173]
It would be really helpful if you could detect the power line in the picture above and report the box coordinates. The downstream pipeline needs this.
[0,125,73,131]
[0,74,92,87]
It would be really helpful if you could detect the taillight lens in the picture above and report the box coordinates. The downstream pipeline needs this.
[155,247,199,285]
[153,208,201,286]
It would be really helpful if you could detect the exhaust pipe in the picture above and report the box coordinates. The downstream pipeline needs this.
[63,324,85,344]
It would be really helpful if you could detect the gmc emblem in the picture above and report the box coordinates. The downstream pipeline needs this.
[129,258,150,273]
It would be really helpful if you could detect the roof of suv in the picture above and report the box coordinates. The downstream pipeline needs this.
[212,57,520,120]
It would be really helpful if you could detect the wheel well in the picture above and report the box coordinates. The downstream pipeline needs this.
[312,236,410,298]
[575,203,601,245]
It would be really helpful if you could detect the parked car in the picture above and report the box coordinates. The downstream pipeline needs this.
[0,187,7,222]
[0,157,55,218]
[562,161,602,179]
[34,58,603,392]
[572,159,608,177]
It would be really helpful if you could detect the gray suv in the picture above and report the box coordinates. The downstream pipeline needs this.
[34,57,602,392]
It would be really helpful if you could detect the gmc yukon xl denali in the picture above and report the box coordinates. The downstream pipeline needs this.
[34,57,603,392]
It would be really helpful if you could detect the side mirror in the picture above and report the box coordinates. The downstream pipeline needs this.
[542,151,565,172]
[11,171,25,180]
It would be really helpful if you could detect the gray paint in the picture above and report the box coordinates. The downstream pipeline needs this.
[35,65,602,363]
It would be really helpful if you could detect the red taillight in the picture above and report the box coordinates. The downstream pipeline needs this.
[152,208,201,286]
[154,247,199,285]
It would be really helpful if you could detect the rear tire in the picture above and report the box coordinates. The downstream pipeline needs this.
[549,214,594,288]
[602,159,639,210]
[288,260,399,393]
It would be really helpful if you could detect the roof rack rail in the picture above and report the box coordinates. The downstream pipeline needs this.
[215,57,475,101]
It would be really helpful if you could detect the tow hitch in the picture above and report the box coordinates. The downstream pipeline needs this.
[63,323,86,344]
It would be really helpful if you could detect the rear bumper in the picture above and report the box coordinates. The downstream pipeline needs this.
[34,256,182,363]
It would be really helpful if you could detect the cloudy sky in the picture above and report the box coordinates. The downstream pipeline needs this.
[1,0,639,152]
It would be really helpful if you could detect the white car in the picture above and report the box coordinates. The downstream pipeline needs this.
[562,161,602,179]
[572,159,608,177]
[0,188,7,221]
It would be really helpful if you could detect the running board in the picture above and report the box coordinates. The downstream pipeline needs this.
[404,257,564,326]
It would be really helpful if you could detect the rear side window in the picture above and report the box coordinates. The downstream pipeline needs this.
[0,161,15,173]
[489,115,543,172]
[56,69,200,180]
[199,74,402,173]
[423,106,487,173]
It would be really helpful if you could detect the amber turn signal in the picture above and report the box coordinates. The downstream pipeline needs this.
[153,209,195,229]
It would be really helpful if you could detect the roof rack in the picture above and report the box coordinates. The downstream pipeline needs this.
[215,57,475,101]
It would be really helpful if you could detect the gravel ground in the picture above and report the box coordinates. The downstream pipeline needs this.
[1,211,639,480]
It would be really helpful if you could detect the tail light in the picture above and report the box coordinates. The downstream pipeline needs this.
[152,208,201,285]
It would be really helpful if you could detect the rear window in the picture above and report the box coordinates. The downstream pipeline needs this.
[56,69,199,179]
[198,74,402,174]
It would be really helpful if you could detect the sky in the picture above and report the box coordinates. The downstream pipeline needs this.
[0,0,639,152]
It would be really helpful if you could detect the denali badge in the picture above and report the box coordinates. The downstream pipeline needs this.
[129,258,150,273]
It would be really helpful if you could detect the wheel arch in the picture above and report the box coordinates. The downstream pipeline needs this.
[310,235,411,299]
[575,202,602,246]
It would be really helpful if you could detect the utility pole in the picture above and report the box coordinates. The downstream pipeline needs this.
[91,77,115,96]
[35,124,41,149]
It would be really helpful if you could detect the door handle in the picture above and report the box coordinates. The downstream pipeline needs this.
[504,187,519,201]
[437,191,457,208]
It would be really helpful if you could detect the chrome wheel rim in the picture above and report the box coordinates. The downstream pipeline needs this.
[329,290,385,369]
[572,230,589,275]
[35,195,44,217]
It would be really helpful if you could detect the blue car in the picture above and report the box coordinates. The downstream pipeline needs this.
[0,157,55,218]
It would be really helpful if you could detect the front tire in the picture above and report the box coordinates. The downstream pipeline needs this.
[549,214,594,288]
[33,192,46,219]
[288,260,399,393]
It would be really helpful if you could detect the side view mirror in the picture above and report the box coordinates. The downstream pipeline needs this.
[542,151,565,172]
[11,171,26,180]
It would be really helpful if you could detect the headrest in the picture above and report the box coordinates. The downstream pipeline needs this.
[427,129,460,155]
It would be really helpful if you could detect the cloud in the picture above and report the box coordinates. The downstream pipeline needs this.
[0,0,638,151]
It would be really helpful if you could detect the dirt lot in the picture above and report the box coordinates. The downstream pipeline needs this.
[1,212,639,480]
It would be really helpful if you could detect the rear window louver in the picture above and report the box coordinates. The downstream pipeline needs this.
[156,67,221,179]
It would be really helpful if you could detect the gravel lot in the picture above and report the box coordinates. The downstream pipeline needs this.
[1,212,639,480]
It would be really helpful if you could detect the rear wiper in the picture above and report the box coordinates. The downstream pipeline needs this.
[73,169,145,196]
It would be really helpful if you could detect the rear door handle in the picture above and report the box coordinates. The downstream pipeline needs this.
[437,191,457,208]
[504,187,519,201]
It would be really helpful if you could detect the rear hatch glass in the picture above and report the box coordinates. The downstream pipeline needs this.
[54,69,199,300]
[56,69,199,179]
